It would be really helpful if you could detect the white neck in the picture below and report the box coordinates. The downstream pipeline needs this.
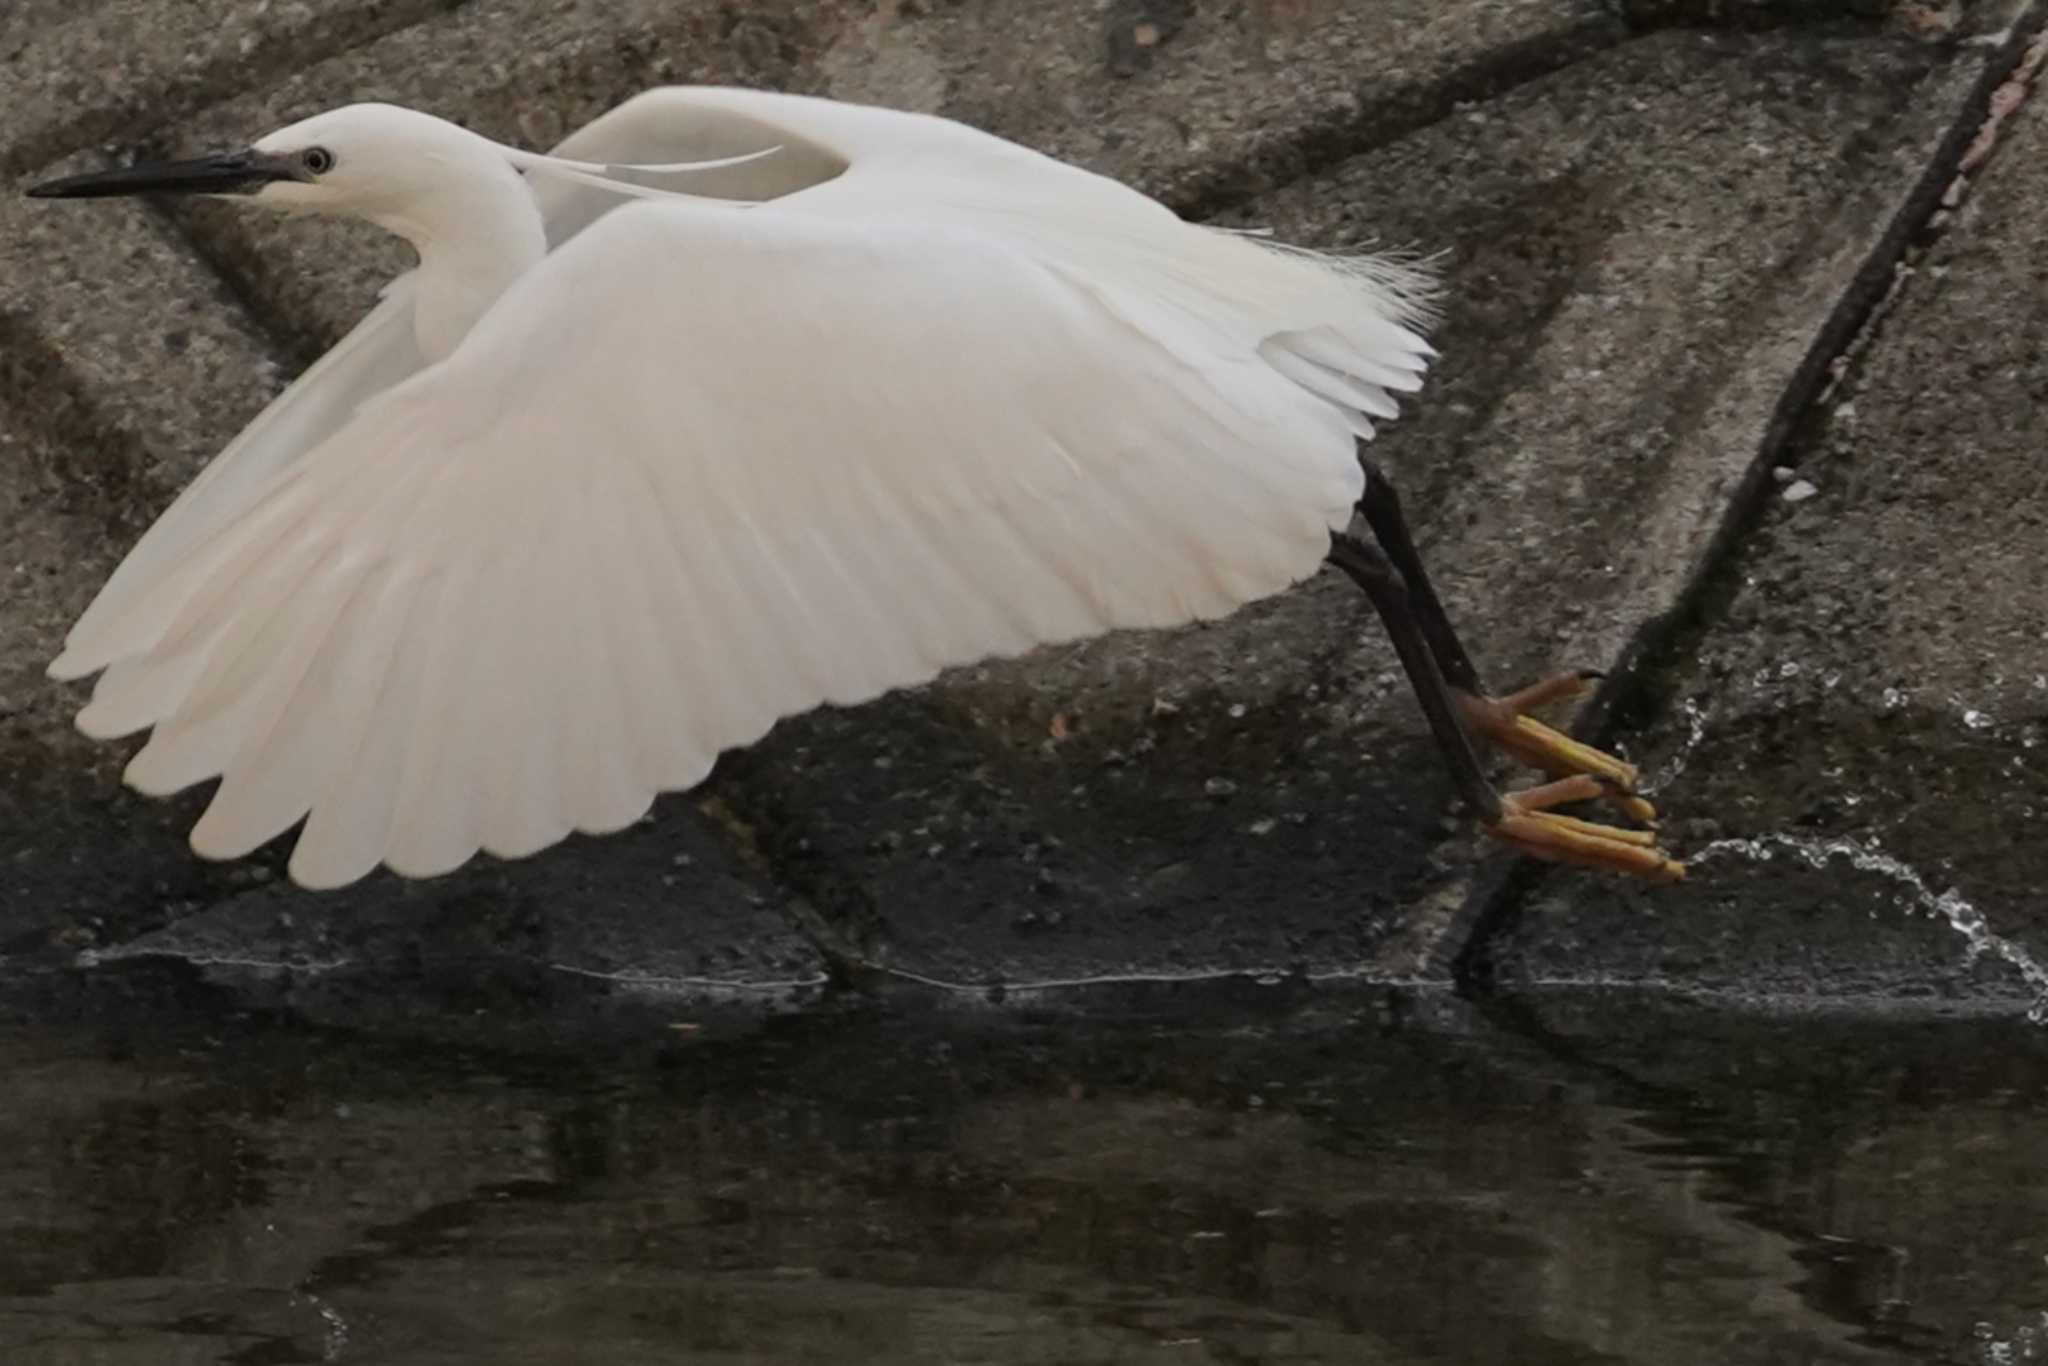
[367,161,547,363]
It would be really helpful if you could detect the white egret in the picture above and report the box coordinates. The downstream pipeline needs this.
[26,89,1683,890]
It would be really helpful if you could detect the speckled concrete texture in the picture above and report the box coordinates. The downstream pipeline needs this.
[1486,20,2048,1010]
[0,0,2043,1015]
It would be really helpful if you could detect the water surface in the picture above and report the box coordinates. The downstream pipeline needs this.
[3,962,2045,1364]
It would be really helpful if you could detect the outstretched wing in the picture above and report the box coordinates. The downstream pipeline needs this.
[62,278,425,660]
[65,92,856,669]
[53,198,1376,889]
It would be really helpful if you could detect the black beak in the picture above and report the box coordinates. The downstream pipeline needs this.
[26,150,295,200]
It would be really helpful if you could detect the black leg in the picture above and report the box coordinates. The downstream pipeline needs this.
[1326,532,1502,823]
[1331,469,1686,883]
[1355,459,1487,695]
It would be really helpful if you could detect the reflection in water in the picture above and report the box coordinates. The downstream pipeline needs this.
[1695,833,2048,1019]
[3,977,2048,1362]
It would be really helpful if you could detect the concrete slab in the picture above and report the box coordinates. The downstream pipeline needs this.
[0,0,2027,1008]
[1487,25,2048,1008]
[690,27,1997,989]
[0,0,454,177]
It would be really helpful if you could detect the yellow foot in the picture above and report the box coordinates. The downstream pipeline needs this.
[1456,670,1657,826]
[1486,776,1686,883]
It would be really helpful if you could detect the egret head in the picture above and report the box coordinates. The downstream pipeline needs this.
[25,104,505,221]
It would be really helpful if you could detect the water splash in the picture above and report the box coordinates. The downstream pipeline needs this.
[75,945,353,973]
[851,962,1430,1001]
[1640,696,1711,796]
[1973,1312,2048,1365]
[546,962,830,999]
[316,1299,349,1363]
[1696,833,2048,1019]
[1949,691,1998,732]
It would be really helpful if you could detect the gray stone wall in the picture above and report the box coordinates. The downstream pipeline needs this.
[1,0,2042,1010]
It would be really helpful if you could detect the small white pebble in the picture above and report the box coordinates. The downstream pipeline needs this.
[1782,480,1819,503]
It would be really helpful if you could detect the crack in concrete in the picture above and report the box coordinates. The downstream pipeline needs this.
[1450,0,2048,996]
[1169,0,1962,226]
[0,310,161,539]
[1812,17,2048,409]
[145,200,330,376]
[1165,15,1631,221]
[1611,0,1899,30]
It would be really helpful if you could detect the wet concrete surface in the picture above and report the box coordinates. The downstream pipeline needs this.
[0,0,2042,993]
[6,1,2048,1358]
[6,978,2048,1364]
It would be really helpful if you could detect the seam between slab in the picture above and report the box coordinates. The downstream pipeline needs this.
[1449,0,2048,999]
[1611,0,1905,32]
[146,203,330,374]
[1170,2,1935,225]
[1168,14,1631,220]
[0,310,157,532]
[0,0,474,178]
[1813,21,2048,409]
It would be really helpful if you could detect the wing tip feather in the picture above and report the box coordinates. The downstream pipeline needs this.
[48,649,95,682]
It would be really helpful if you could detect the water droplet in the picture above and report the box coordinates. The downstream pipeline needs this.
[1640,697,1711,796]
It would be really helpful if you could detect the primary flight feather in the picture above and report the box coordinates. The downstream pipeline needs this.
[28,89,1684,888]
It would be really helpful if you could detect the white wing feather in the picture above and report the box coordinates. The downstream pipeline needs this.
[53,92,1435,889]
[61,279,424,696]
[59,92,836,696]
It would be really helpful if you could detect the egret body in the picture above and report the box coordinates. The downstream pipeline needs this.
[27,90,1683,889]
